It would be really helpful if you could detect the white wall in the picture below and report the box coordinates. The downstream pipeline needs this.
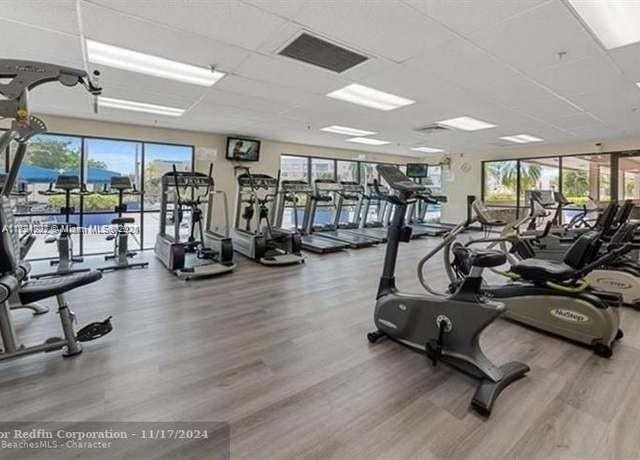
[39,115,416,199]
[433,136,640,224]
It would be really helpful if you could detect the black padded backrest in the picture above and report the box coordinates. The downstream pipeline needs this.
[595,201,617,230]
[562,231,601,269]
[613,200,634,226]
[0,197,18,275]
[609,222,637,245]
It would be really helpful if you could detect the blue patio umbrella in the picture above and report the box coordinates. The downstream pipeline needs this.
[15,165,122,184]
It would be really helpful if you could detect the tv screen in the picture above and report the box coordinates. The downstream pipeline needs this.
[226,137,260,162]
[406,163,429,178]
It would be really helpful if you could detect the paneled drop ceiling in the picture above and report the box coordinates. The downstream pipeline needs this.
[1,0,640,157]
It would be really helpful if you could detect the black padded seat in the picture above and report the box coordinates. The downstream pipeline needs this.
[19,271,102,305]
[469,249,506,268]
[510,258,575,283]
[112,217,135,225]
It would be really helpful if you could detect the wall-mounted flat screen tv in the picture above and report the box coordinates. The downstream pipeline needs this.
[226,137,260,162]
[406,163,429,178]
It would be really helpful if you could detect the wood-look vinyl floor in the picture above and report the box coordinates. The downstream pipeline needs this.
[3,236,640,460]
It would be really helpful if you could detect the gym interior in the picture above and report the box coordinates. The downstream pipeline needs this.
[1,1,640,459]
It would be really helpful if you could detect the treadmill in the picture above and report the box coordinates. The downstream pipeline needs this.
[405,163,452,236]
[333,181,387,242]
[376,183,436,239]
[307,179,380,248]
[274,180,349,254]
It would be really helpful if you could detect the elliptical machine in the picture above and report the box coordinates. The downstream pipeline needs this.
[98,176,148,272]
[367,165,529,417]
[232,167,305,266]
[32,175,91,278]
[155,164,236,279]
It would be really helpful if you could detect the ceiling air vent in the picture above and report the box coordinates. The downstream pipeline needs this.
[278,33,368,73]
[414,124,451,135]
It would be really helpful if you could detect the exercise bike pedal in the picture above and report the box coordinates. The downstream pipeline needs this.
[367,330,384,343]
[76,316,113,342]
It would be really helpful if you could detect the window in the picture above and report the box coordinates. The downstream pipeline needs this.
[144,143,192,212]
[483,160,518,207]
[280,155,308,181]
[360,162,378,185]
[519,158,559,206]
[337,160,358,183]
[427,165,442,192]
[618,155,640,202]
[6,133,193,259]
[560,154,610,223]
[311,158,335,182]
[83,138,143,254]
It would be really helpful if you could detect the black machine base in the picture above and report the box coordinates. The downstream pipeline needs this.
[471,361,530,417]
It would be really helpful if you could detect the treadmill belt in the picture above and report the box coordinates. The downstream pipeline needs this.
[316,230,378,248]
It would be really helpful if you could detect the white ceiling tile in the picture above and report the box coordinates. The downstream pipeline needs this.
[81,2,250,74]
[86,0,288,50]
[215,75,317,109]
[467,0,602,73]
[233,52,349,95]
[0,19,84,68]
[609,42,640,83]
[0,0,79,34]
[285,0,458,62]
[241,0,309,20]
[531,54,627,98]
[404,0,549,36]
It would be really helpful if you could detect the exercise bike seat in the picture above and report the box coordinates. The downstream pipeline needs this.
[510,258,574,283]
[469,249,506,268]
[111,217,135,225]
[19,271,102,305]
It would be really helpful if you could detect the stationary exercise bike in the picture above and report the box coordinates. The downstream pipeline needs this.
[98,176,148,272]
[367,165,529,417]
[33,175,91,278]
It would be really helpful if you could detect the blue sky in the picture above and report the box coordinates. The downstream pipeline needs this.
[37,135,191,175]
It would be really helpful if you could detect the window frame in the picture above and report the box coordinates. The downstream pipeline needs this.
[6,131,194,259]
[481,151,629,219]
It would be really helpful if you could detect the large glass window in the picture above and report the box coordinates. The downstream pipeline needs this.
[427,165,442,192]
[618,155,640,202]
[483,160,518,207]
[311,158,335,182]
[83,138,143,254]
[562,154,610,202]
[280,155,308,181]
[519,158,559,206]
[144,143,192,212]
[360,162,378,185]
[7,133,192,259]
[337,160,358,183]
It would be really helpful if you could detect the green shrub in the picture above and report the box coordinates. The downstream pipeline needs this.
[48,194,119,212]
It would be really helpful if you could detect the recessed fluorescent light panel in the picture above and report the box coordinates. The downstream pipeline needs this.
[346,137,391,146]
[327,84,415,111]
[98,97,185,117]
[567,1,640,49]
[437,116,496,131]
[86,40,225,86]
[411,147,444,153]
[320,125,376,136]
[500,134,544,144]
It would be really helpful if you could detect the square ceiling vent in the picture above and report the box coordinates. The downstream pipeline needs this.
[278,33,368,73]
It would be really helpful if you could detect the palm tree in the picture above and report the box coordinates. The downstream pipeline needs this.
[487,161,541,192]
